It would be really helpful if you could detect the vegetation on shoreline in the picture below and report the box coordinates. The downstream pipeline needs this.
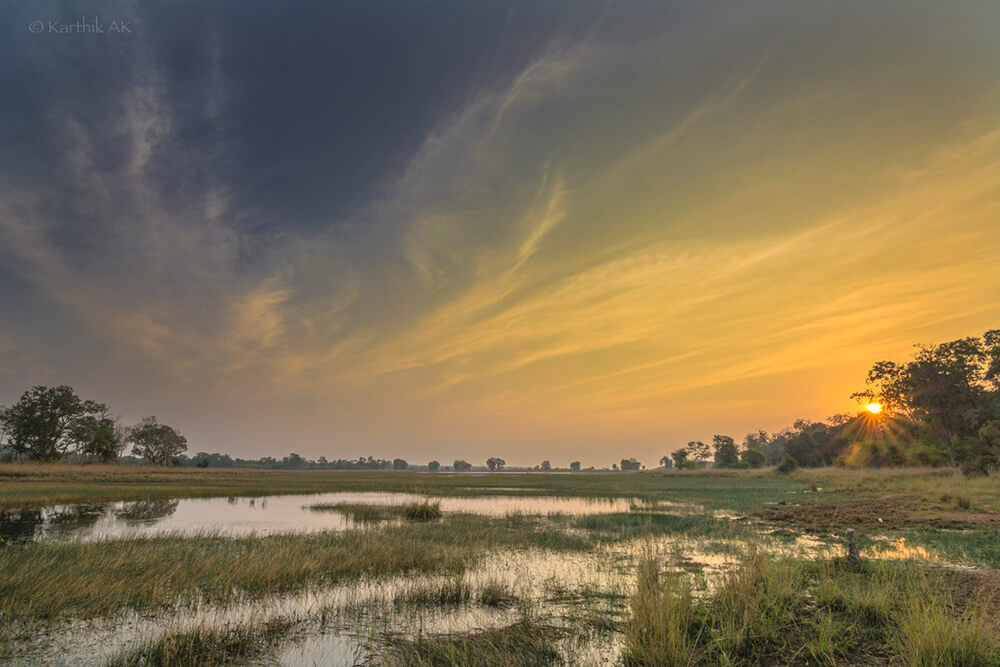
[0,513,590,623]
[624,549,1000,666]
[309,500,443,523]
[0,463,808,509]
[106,620,292,667]
[1,466,998,665]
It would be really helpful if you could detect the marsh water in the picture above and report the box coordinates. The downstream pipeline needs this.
[0,492,637,544]
[1,490,945,666]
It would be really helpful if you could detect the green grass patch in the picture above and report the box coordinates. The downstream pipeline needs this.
[574,512,747,542]
[0,514,590,623]
[623,550,1000,666]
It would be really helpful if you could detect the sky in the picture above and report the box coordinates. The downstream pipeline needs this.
[1,1,999,466]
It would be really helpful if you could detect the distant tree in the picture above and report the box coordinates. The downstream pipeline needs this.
[659,455,673,470]
[486,457,506,471]
[620,458,641,471]
[612,463,618,471]
[539,459,551,471]
[282,452,306,469]
[0,385,113,462]
[428,460,440,472]
[196,456,210,468]
[686,440,710,464]
[743,429,769,451]
[393,458,408,470]
[739,429,769,468]
[740,446,766,468]
[671,449,688,469]
[569,460,581,472]
[128,417,188,466]
[453,459,472,471]
[713,435,740,467]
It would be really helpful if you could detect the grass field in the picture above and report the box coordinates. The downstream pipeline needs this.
[2,464,999,665]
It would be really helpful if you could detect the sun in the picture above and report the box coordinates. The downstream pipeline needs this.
[866,402,883,414]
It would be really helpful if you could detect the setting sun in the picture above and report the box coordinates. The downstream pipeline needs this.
[866,403,883,414]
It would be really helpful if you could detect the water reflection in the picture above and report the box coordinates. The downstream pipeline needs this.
[0,508,44,544]
[115,499,180,523]
[1,504,108,545]
[4,492,638,544]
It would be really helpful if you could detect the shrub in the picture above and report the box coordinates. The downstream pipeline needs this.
[404,500,442,522]
[776,456,798,474]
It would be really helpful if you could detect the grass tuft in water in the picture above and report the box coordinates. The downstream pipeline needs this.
[106,619,290,667]
[385,619,562,667]
[404,500,442,522]
[623,554,698,666]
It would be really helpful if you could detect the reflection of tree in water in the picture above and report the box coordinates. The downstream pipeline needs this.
[0,509,43,544]
[46,504,107,535]
[1,504,112,544]
[115,499,179,523]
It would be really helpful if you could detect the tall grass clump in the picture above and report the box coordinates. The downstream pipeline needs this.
[623,554,697,666]
[623,549,1000,665]
[896,597,1000,666]
[404,500,442,522]
[708,548,805,658]
[394,578,471,607]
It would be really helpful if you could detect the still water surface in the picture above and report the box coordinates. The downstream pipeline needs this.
[1,492,637,543]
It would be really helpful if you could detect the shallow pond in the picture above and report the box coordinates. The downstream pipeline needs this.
[0,492,639,543]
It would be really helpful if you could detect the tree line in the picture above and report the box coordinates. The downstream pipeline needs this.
[4,329,996,473]
[651,328,1000,475]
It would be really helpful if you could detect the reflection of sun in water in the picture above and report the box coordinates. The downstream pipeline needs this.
[866,402,882,414]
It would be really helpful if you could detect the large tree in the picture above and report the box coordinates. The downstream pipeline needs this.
[854,330,1000,466]
[671,448,689,469]
[685,440,710,464]
[128,416,188,466]
[0,385,114,461]
[712,435,740,467]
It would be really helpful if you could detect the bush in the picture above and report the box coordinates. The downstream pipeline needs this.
[404,501,442,522]
[776,456,798,474]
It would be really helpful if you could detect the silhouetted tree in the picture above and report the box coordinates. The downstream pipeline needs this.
[128,417,188,466]
[671,449,689,469]
[70,414,125,462]
[539,459,551,471]
[853,330,1000,466]
[686,440,710,464]
[486,457,505,471]
[659,455,673,470]
[453,459,472,471]
[393,458,408,470]
[0,386,114,462]
[569,460,581,471]
[712,435,740,467]
[428,460,440,472]
[620,458,641,471]
[740,446,766,468]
